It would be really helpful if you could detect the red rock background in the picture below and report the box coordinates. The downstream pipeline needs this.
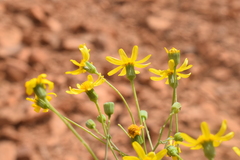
[1,0,240,160]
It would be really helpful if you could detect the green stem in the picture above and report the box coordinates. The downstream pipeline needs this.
[107,118,119,160]
[143,120,153,150]
[97,74,135,124]
[47,103,98,160]
[130,80,146,152]
[63,116,105,143]
[153,113,173,151]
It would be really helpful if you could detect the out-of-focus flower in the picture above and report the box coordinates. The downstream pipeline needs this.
[26,93,56,112]
[25,74,54,95]
[180,120,234,159]
[66,75,105,95]
[123,141,167,160]
[149,58,192,84]
[65,44,91,75]
[106,45,151,76]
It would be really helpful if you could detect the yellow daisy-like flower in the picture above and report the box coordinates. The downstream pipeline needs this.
[66,74,105,94]
[25,74,54,95]
[180,120,234,150]
[149,58,192,84]
[26,93,56,112]
[65,44,90,75]
[123,142,167,160]
[106,45,151,76]
[233,147,240,156]
[128,124,144,138]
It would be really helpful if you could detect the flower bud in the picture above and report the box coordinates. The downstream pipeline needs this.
[174,132,183,142]
[104,102,115,117]
[86,89,98,103]
[33,84,47,99]
[126,64,136,81]
[85,119,96,129]
[171,102,181,114]
[202,141,215,160]
[140,110,148,121]
[166,145,179,157]
[84,61,98,74]
[165,47,180,66]
[97,114,106,123]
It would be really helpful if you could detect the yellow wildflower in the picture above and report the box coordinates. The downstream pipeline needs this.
[106,45,151,76]
[65,44,91,75]
[26,93,56,112]
[128,124,144,138]
[123,142,167,160]
[149,58,192,84]
[180,120,234,159]
[66,75,105,94]
[233,147,240,156]
[25,74,54,95]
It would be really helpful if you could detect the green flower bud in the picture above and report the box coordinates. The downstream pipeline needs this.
[104,102,115,117]
[84,61,98,74]
[36,98,48,109]
[202,141,215,160]
[97,114,106,123]
[126,64,136,81]
[165,47,180,66]
[166,145,179,157]
[171,102,181,114]
[86,89,98,103]
[131,135,143,145]
[85,119,96,129]
[174,132,183,142]
[33,84,47,99]
[140,110,148,121]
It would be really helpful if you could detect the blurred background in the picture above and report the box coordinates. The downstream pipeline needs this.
[0,0,240,159]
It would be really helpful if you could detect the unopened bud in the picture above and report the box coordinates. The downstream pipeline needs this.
[174,132,183,142]
[171,102,181,114]
[97,114,106,123]
[104,102,115,117]
[140,110,148,121]
[85,119,96,129]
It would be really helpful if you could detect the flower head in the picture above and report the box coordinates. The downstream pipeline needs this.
[106,45,151,76]
[233,147,240,156]
[66,75,105,95]
[180,120,234,159]
[128,124,144,138]
[149,58,192,84]
[26,93,56,112]
[25,74,54,95]
[65,44,93,75]
[123,142,167,160]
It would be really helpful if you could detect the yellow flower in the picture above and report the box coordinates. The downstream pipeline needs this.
[106,45,151,76]
[26,93,56,112]
[128,124,144,138]
[164,47,180,54]
[66,75,105,94]
[180,120,234,150]
[233,147,240,156]
[65,44,91,75]
[123,142,167,160]
[25,74,54,95]
[149,58,192,84]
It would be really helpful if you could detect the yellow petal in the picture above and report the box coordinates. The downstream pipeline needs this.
[201,122,211,138]
[156,149,167,159]
[135,54,151,64]
[176,73,191,78]
[70,59,81,66]
[119,49,129,62]
[131,45,138,62]
[132,142,145,159]
[122,156,140,160]
[108,66,123,76]
[219,132,234,141]
[135,63,151,68]
[168,59,175,70]
[118,67,126,76]
[150,76,166,81]
[233,147,240,156]
[215,120,227,137]
[180,133,198,144]
[106,56,123,65]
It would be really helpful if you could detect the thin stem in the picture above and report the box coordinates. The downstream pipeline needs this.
[143,120,153,151]
[47,103,98,160]
[97,73,135,124]
[63,116,105,143]
[153,113,173,151]
[130,80,146,152]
